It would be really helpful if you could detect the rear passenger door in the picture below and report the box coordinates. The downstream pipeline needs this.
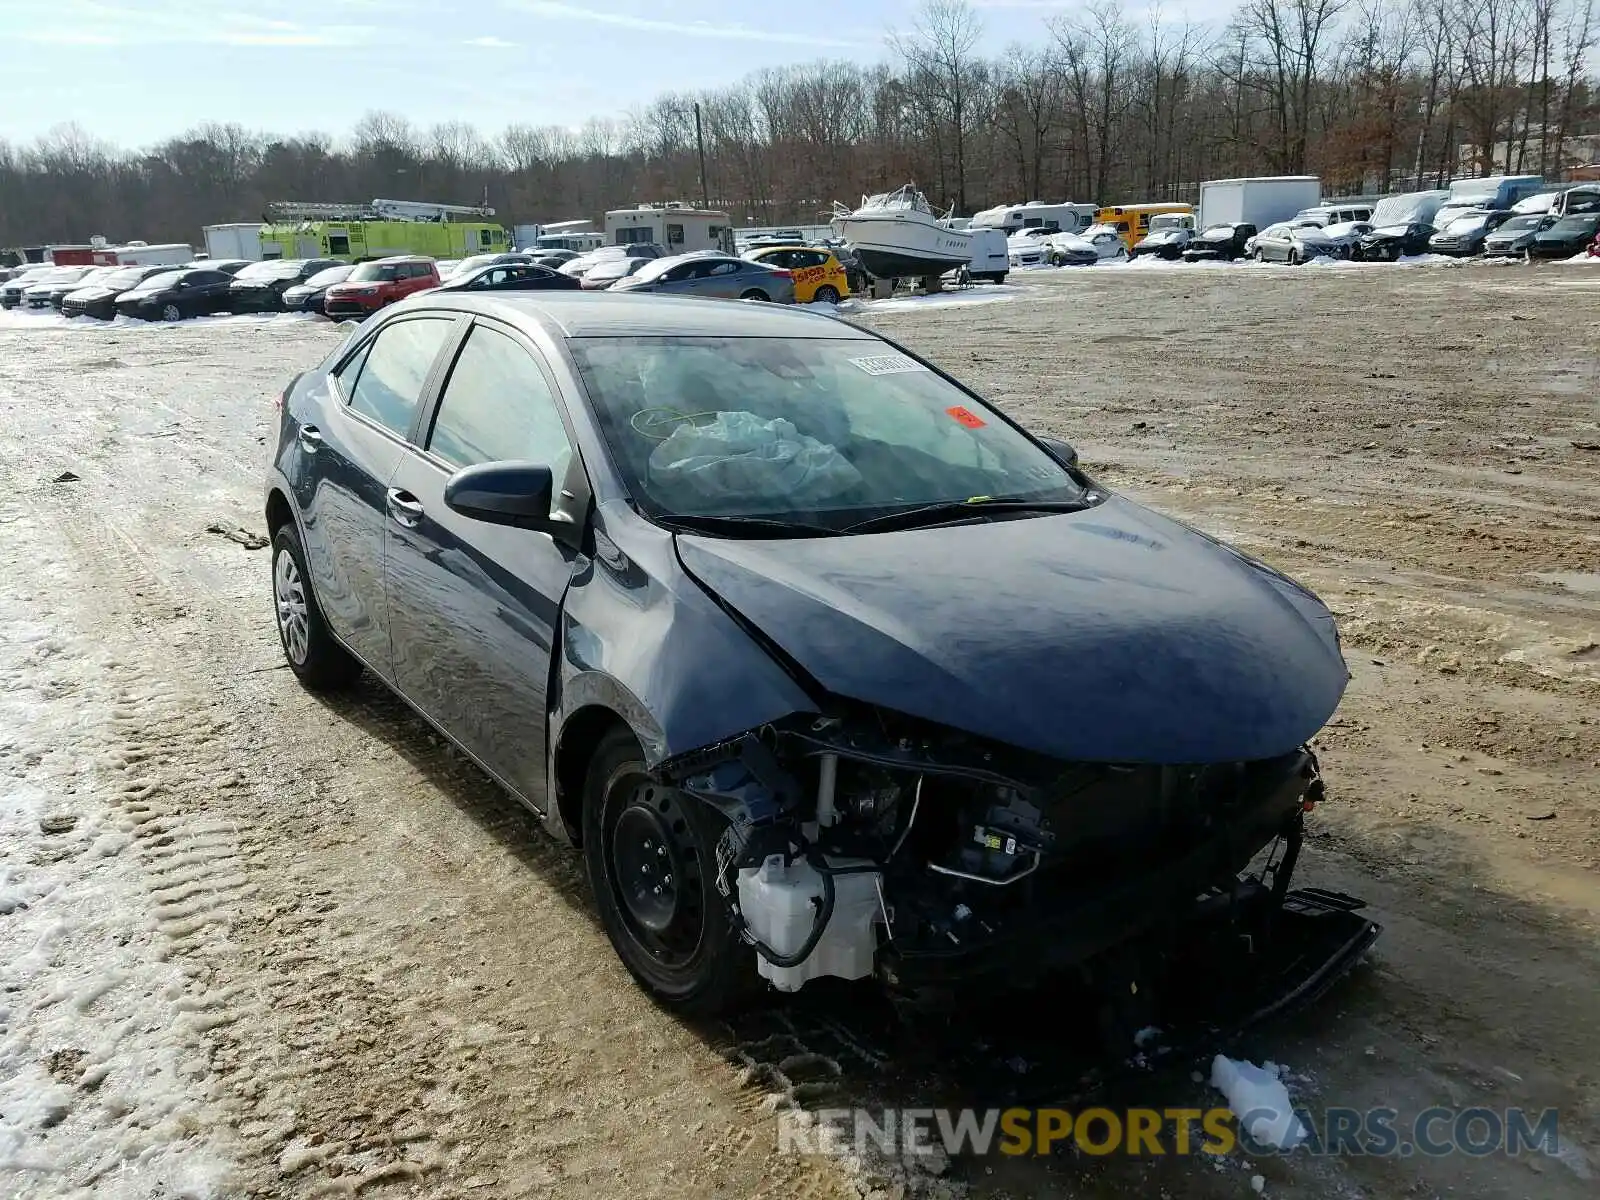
[291,312,461,678]
[383,318,588,807]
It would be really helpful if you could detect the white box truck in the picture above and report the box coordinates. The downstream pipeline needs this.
[202,223,265,262]
[1198,177,1322,229]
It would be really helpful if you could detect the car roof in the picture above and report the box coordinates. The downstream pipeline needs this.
[374,254,432,264]
[388,291,876,340]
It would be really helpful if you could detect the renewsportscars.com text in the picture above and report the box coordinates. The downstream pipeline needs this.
[778,1106,1562,1160]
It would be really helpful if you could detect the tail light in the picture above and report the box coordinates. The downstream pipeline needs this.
[770,269,793,279]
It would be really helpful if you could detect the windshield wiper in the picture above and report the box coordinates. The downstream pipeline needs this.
[844,495,1092,535]
[657,512,844,539]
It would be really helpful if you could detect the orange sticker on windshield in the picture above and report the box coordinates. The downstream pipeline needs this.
[946,406,986,429]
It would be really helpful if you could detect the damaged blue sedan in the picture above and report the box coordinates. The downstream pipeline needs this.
[265,291,1377,1035]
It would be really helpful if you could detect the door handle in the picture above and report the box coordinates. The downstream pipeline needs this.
[386,488,424,528]
[297,425,324,453]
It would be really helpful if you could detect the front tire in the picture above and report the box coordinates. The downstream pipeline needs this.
[583,729,753,1015]
[160,302,183,322]
[271,524,360,691]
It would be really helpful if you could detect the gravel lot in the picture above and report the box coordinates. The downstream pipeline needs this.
[1,262,1596,1199]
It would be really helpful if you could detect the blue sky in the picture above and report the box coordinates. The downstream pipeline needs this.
[0,0,1233,150]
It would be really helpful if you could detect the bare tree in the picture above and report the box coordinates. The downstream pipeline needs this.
[890,0,989,212]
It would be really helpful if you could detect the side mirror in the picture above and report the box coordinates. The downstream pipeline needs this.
[1039,436,1079,469]
[444,461,569,538]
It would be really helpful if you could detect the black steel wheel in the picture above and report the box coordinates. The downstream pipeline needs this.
[583,728,754,1014]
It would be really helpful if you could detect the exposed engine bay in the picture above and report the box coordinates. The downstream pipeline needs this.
[658,705,1379,1036]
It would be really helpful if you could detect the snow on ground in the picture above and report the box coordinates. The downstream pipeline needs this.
[0,504,234,1198]
[0,310,321,332]
[1209,1055,1308,1151]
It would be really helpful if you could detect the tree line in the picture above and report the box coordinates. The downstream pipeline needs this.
[1,0,1596,250]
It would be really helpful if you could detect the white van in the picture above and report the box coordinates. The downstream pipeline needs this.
[963,228,1009,283]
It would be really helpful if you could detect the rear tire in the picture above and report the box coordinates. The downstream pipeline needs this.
[271,523,360,691]
[583,729,754,1015]
[739,289,770,302]
[813,285,840,304]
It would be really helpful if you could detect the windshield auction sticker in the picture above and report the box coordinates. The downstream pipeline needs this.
[849,353,926,375]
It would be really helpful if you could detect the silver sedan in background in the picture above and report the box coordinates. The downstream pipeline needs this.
[608,253,797,302]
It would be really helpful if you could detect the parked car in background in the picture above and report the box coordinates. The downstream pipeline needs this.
[742,245,851,301]
[1528,212,1600,259]
[1482,213,1556,257]
[189,259,252,277]
[435,263,582,293]
[1,265,53,306]
[25,266,103,308]
[281,265,355,315]
[530,248,580,267]
[1131,214,1196,259]
[229,258,345,312]
[611,253,796,302]
[1425,199,1494,232]
[62,264,174,319]
[1292,204,1374,227]
[560,243,667,279]
[1252,222,1338,263]
[1427,209,1515,256]
[453,252,537,277]
[1040,225,1128,266]
[1352,222,1435,261]
[322,256,440,318]
[435,259,462,279]
[1182,223,1258,262]
[579,256,651,291]
[113,267,237,321]
[1317,220,1373,256]
[1005,231,1052,268]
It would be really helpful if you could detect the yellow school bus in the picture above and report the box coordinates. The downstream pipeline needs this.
[1095,203,1195,251]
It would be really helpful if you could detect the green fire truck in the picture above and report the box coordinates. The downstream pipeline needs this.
[258,198,509,262]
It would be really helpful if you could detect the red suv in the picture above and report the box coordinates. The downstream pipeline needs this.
[322,256,439,318]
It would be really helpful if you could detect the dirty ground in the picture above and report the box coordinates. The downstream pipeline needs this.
[0,263,1595,1198]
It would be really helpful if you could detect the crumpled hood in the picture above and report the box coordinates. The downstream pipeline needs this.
[676,496,1348,764]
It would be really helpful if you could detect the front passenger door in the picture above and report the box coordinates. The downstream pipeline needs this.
[383,320,586,806]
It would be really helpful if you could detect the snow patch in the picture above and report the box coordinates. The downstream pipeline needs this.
[1209,1054,1308,1150]
[862,285,1019,311]
[0,509,235,1196]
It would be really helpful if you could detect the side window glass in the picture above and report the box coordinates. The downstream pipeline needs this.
[710,261,739,276]
[428,325,573,480]
[343,317,455,438]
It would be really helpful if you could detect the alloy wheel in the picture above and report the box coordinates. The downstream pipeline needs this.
[161,303,182,322]
[274,548,310,665]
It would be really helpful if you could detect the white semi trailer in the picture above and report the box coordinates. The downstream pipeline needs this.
[1198,177,1322,229]
[202,223,265,262]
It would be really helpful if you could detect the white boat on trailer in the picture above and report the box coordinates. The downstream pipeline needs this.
[832,184,972,280]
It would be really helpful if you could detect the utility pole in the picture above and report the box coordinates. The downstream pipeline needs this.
[694,102,710,210]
